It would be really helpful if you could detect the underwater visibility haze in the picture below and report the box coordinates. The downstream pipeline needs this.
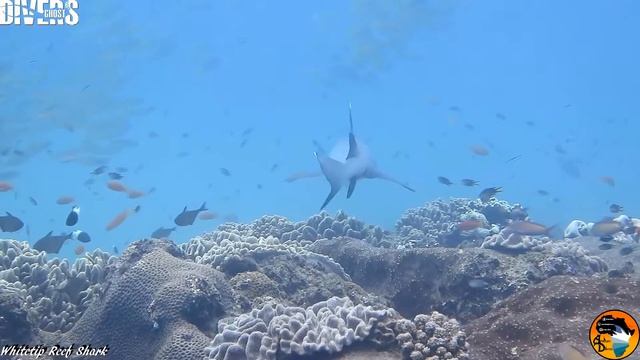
[1,1,640,360]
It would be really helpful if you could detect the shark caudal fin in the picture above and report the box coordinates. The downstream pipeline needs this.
[315,151,346,210]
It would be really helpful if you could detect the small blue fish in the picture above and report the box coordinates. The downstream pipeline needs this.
[174,203,207,226]
[0,212,24,232]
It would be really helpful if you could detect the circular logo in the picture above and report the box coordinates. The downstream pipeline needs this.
[590,309,639,359]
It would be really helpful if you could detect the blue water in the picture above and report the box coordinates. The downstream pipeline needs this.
[1,0,638,260]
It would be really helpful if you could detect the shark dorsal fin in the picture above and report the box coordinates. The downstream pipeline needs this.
[346,103,359,160]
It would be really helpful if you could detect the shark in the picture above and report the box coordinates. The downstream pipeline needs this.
[308,104,415,210]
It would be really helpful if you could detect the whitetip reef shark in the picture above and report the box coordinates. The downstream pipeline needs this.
[288,104,415,210]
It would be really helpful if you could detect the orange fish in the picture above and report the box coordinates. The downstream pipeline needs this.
[0,181,14,192]
[106,205,140,231]
[470,145,489,156]
[457,220,483,231]
[74,245,85,255]
[56,196,75,205]
[127,189,145,199]
[600,176,615,187]
[198,211,218,220]
[107,180,128,192]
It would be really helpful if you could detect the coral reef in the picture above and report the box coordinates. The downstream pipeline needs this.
[393,312,469,360]
[465,275,640,360]
[536,240,607,276]
[0,239,113,334]
[180,230,379,310]
[480,230,549,253]
[576,234,639,279]
[0,197,620,360]
[56,239,236,360]
[564,215,639,242]
[395,198,524,248]
[563,220,589,239]
[205,297,396,359]
[206,296,469,360]
[310,238,606,322]
[0,235,468,360]
[0,283,39,344]
[480,231,607,275]
[215,211,389,245]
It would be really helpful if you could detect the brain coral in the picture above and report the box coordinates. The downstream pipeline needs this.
[56,239,236,360]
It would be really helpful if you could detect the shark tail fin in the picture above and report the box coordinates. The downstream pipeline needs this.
[200,202,207,211]
[315,152,346,210]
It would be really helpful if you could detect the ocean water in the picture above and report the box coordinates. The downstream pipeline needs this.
[1,0,638,259]
[1,2,639,359]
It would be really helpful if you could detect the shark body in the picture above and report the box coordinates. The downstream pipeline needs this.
[313,104,415,209]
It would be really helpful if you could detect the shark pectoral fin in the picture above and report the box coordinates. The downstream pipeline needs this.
[320,186,340,210]
[315,152,346,209]
[369,169,416,192]
[284,171,322,183]
[347,178,358,198]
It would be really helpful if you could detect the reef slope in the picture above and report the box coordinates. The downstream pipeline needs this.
[465,275,640,359]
